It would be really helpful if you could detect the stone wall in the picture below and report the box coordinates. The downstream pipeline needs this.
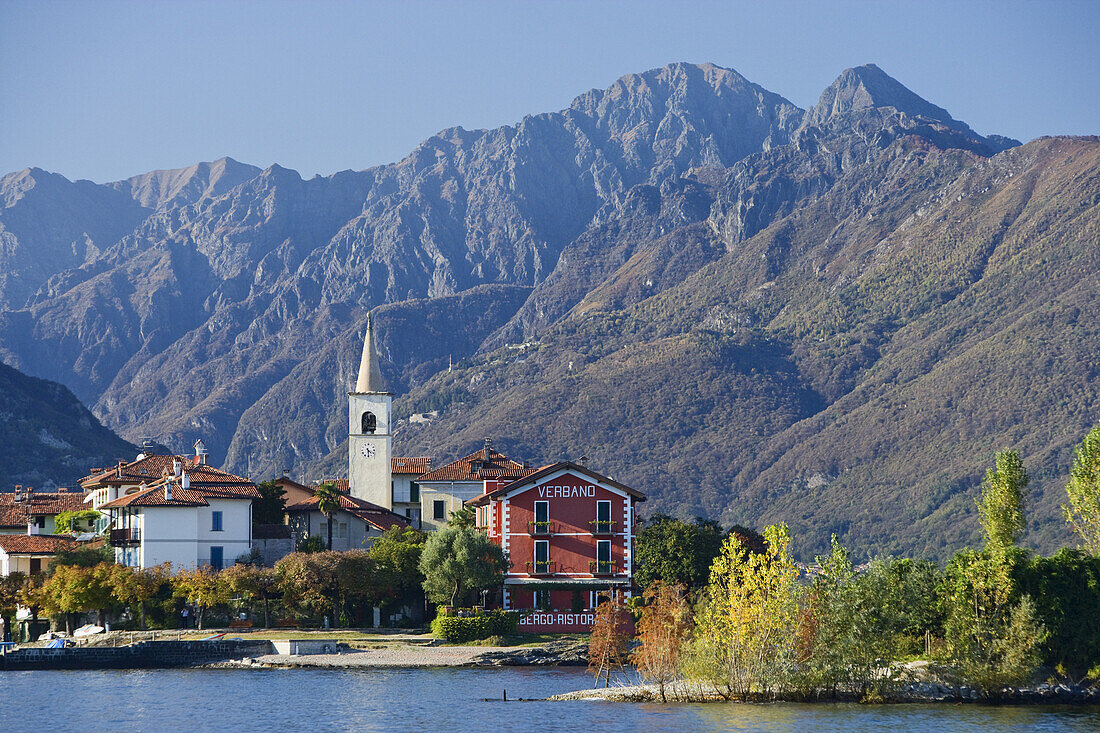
[0,639,273,670]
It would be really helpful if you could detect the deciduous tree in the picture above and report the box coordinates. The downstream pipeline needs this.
[588,591,632,688]
[683,524,801,699]
[1063,425,1100,555]
[222,563,280,628]
[108,564,165,630]
[370,526,426,621]
[632,582,691,701]
[941,450,1042,695]
[172,566,229,630]
[419,527,508,607]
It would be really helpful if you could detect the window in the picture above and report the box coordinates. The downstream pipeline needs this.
[534,589,551,610]
[533,540,550,574]
[29,558,42,575]
[338,522,348,539]
[211,511,223,532]
[531,500,550,535]
[34,516,45,529]
[593,500,613,534]
[433,500,446,521]
[409,481,420,503]
[210,546,224,571]
[595,539,613,574]
[361,411,377,434]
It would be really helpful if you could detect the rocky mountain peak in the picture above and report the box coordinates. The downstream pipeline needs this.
[110,156,262,210]
[806,63,959,128]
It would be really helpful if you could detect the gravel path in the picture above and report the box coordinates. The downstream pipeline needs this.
[223,645,526,668]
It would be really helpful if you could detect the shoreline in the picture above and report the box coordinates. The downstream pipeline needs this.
[206,638,588,669]
[547,680,1100,706]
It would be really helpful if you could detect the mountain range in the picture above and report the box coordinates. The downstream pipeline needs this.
[1,62,1096,559]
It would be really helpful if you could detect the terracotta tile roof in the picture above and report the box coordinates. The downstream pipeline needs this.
[467,461,647,506]
[391,457,431,475]
[98,465,259,510]
[317,479,350,493]
[0,491,89,527]
[0,535,78,555]
[82,454,256,493]
[286,492,409,532]
[417,448,535,483]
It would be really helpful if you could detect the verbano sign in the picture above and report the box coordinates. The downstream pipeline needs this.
[536,484,597,498]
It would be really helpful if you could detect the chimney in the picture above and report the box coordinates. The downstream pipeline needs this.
[13,485,22,503]
[181,472,190,491]
[483,437,492,462]
[194,439,208,465]
[173,460,182,477]
[164,479,172,502]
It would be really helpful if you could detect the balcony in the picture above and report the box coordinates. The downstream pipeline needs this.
[589,560,619,575]
[589,520,617,535]
[525,560,556,576]
[527,521,555,536]
[109,528,140,546]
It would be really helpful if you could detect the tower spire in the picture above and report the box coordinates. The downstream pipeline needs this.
[354,312,386,393]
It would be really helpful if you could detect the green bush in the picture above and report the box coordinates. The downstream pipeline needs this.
[430,609,522,642]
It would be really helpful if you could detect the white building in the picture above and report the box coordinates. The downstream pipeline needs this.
[95,458,259,570]
[0,535,78,577]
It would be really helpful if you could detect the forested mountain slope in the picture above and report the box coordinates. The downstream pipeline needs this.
[0,361,136,489]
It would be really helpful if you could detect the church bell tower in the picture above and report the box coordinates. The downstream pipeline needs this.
[348,313,392,509]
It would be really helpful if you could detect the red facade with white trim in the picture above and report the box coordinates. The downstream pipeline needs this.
[469,462,644,627]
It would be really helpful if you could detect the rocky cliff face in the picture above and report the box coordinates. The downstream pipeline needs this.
[4,62,1091,561]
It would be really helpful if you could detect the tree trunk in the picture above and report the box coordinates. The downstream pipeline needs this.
[65,613,74,636]
[263,597,270,629]
[451,579,460,607]
[197,607,204,631]
[139,602,147,631]
[328,515,334,550]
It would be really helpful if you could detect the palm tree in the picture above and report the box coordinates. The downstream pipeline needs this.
[314,482,341,551]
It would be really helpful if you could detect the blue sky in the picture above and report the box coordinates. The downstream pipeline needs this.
[1,0,1097,182]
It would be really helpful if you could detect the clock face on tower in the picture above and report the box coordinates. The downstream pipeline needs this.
[360,444,377,459]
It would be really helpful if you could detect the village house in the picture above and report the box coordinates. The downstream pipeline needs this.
[0,535,78,577]
[284,480,409,550]
[468,461,645,632]
[416,440,535,531]
[89,453,260,571]
[0,488,93,536]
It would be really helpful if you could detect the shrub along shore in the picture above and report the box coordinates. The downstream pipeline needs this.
[580,428,1100,704]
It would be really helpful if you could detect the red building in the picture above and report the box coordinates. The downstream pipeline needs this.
[468,461,645,632]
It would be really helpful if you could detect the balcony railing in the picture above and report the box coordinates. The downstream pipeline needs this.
[525,560,556,576]
[109,528,140,546]
[475,524,490,535]
[527,520,555,536]
[589,520,617,535]
[589,560,619,575]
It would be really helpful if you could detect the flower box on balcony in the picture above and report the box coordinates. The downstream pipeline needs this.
[527,521,554,536]
[525,560,556,575]
[589,560,619,575]
[589,520,617,535]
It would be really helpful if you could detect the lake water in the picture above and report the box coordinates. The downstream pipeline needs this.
[3,667,1098,732]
